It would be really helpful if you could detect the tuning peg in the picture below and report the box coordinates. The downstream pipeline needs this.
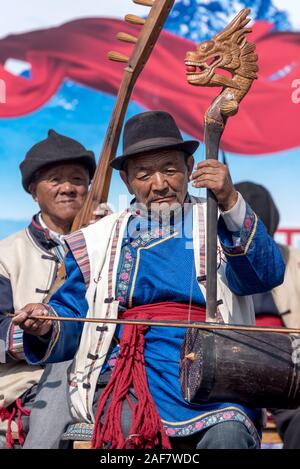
[108,51,129,63]
[125,14,146,26]
[133,0,154,6]
[117,32,138,44]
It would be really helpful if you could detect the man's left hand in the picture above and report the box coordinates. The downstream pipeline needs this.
[190,160,238,211]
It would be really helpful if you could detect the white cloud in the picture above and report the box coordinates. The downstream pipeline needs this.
[48,96,79,112]
[273,0,300,30]
[4,58,31,75]
[0,0,149,39]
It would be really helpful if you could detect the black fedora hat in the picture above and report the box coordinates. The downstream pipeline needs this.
[110,111,199,170]
[20,129,96,193]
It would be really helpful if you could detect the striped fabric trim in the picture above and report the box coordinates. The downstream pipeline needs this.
[65,231,90,288]
[50,243,68,264]
[221,203,258,257]
[83,212,128,414]
[7,323,25,361]
[107,214,127,298]
[38,304,61,363]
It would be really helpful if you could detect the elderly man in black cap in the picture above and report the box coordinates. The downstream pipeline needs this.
[0,129,98,448]
[14,111,285,450]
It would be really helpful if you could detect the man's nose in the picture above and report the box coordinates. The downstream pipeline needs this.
[152,173,168,192]
[59,180,76,194]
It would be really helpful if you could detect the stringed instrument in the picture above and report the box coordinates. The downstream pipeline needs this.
[73,0,175,230]
[46,0,175,298]
[180,9,300,409]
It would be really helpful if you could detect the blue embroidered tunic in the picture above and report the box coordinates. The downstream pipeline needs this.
[24,200,285,444]
[113,204,260,440]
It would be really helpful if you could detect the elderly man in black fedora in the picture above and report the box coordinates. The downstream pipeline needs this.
[14,111,284,449]
[0,129,99,448]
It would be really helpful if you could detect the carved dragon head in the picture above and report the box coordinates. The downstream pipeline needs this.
[185,9,258,91]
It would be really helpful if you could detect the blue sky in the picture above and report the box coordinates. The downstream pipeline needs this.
[1,79,299,233]
[0,0,299,239]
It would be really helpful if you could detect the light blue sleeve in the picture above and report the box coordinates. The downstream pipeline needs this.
[24,250,88,364]
[218,204,285,296]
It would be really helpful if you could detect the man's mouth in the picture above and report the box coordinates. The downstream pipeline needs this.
[57,199,77,204]
[150,195,177,206]
[150,196,176,203]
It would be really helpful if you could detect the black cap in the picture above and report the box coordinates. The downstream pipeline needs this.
[110,111,199,170]
[20,129,96,192]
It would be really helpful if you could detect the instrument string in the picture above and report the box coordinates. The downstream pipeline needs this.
[187,141,206,326]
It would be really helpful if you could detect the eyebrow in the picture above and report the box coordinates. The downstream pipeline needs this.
[135,161,178,171]
[135,166,152,172]
[163,161,178,167]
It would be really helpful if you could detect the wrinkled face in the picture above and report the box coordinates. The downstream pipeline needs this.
[29,163,90,225]
[120,150,194,209]
[185,39,238,88]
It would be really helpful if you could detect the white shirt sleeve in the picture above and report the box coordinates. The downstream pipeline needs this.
[220,191,246,232]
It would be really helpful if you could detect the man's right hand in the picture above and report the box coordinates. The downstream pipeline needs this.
[12,304,53,337]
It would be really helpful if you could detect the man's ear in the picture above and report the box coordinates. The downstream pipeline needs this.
[186,155,195,177]
[28,183,38,202]
[120,170,134,195]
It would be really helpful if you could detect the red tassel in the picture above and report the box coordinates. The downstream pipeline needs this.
[0,405,16,449]
[16,398,30,446]
[0,400,30,448]
[0,407,11,420]
[92,302,205,450]
[92,323,171,449]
